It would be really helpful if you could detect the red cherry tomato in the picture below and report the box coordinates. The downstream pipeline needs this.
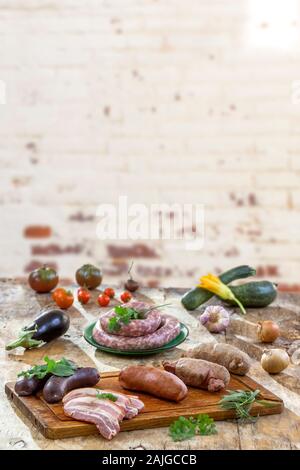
[98,293,110,307]
[104,287,115,299]
[77,287,90,305]
[52,288,74,309]
[52,287,66,302]
[120,291,132,303]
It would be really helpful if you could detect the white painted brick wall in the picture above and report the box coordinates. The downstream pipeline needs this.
[0,0,300,289]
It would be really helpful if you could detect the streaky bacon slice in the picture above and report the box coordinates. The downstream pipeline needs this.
[63,400,120,440]
[63,388,144,419]
[62,389,144,440]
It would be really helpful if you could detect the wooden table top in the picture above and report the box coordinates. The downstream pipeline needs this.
[1,279,300,450]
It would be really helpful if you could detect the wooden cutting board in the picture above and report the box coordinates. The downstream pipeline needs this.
[5,371,283,439]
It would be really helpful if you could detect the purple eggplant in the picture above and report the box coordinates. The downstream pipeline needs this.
[6,309,70,351]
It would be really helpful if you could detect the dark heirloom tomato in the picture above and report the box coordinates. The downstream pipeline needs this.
[75,264,102,289]
[28,266,59,293]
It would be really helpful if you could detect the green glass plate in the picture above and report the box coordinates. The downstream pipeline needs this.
[83,321,189,356]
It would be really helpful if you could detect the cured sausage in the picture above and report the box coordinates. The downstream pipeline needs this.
[100,301,162,337]
[163,358,230,392]
[119,365,188,402]
[92,314,181,351]
[182,343,250,376]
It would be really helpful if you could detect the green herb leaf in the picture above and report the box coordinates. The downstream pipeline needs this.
[169,414,217,442]
[219,389,261,421]
[108,303,172,332]
[51,357,77,377]
[192,414,217,436]
[18,363,49,380]
[18,356,77,380]
[96,391,117,402]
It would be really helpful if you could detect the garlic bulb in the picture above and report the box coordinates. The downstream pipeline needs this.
[261,349,289,374]
[199,305,230,333]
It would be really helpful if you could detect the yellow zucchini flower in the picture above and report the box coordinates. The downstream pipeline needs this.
[199,274,246,315]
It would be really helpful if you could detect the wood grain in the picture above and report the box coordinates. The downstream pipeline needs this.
[1,280,299,449]
[5,371,283,440]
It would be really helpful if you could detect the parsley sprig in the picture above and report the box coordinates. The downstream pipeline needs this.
[169,414,217,441]
[96,391,117,402]
[18,356,77,380]
[108,303,171,332]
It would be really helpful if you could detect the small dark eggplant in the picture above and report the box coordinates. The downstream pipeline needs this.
[43,367,100,403]
[5,309,70,351]
[14,374,50,396]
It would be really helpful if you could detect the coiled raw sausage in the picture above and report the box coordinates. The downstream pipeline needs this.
[92,314,180,351]
[100,301,162,337]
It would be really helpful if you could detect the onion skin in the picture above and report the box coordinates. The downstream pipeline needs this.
[199,305,230,334]
[257,320,280,343]
[261,348,289,374]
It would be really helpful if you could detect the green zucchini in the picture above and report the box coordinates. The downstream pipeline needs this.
[181,265,256,310]
[227,281,277,308]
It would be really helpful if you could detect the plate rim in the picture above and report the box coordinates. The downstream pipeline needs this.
[83,320,189,355]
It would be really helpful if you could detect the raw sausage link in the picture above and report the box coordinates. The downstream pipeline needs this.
[119,365,188,402]
[93,315,180,351]
[100,301,161,337]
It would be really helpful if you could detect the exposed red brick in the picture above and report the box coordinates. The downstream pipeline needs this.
[31,244,83,256]
[248,193,258,206]
[25,142,37,152]
[24,260,58,273]
[137,265,172,277]
[69,211,95,222]
[107,243,159,259]
[256,265,279,277]
[24,225,52,238]
[147,279,160,288]
[12,176,31,187]
[104,262,128,277]
[224,247,239,257]
[278,283,300,292]
[186,269,196,277]
[247,229,262,236]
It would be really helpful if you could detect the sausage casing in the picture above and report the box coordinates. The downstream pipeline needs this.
[119,365,187,402]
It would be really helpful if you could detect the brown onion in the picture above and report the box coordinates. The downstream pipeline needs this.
[257,320,280,343]
[261,349,289,374]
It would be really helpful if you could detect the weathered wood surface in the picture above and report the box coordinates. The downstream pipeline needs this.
[5,372,283,439]
[1,279,300,450]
